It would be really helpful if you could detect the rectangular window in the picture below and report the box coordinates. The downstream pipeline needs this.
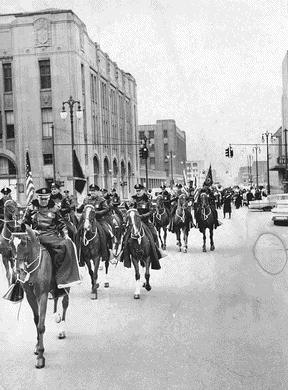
[8,160,16,175]
[150,157,155,165]
[43,154,53,165]
[41,108,53,137]
[148,130,154,139]
[163,129,168,138]
[39,60,51,89]
[164,143,168,152]
[150,144,155,151]
[139,131,145,139]
[3,63,12,92]
[5,111,14,139]
[193,163,197,167]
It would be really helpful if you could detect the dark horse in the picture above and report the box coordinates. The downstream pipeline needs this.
[197,192,216,252]
[9,226,70,368]
[77,204,109,300]
[0,199,19,286]
[171,194,191,253]
[125,208,152,299]
[153,194,169,250]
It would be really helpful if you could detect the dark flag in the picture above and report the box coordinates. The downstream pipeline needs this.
[73,150,86,194]
[25,150,35,204]
[203,164,213,187]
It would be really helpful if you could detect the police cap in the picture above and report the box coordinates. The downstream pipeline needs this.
[176,183,182,188]
[51,182,60,189]
[160,184,166,189]
[89,184,100,191]
[1,187,11,195]
[36,188,51,198]
[134,183,144,190]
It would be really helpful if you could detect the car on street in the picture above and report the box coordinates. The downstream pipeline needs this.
[271,199,288,225]
[248,193,288,212]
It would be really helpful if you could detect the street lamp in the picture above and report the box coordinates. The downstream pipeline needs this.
[252,145,261,190]
[60,96,83,205]
[167,150,176,188]
[261,130,274,194]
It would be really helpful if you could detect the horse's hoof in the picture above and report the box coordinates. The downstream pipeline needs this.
[34,346,39,355]
[99,266,103,271]
[53,313,61,323]
[178,248,182,252]
[145,284,151,292]
[211,246,215,251]
[202,248,206,252]
[163,245,166,250]
[134,294,140,299]
[104,282,109,288]
[35,357,45,369]
[58,331,66,339]
[91,293,98,300]
[183,248,187,253]
[142,282,146,288]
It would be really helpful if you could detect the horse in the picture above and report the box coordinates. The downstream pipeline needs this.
[0,199,19,286]
[9,225,70,369]
[170,193,191,253]
[77,204,110,300]
[125,208,152,299]
[197,192,216,252]
[153,194,169,250]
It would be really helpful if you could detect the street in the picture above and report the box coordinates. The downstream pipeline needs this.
[1,206,288,390]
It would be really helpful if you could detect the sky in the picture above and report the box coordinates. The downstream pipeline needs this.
[2,0,288,183]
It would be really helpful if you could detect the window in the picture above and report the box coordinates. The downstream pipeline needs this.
[148,130,154,139]
[163,129,168,138]
[150,157,155,165]
[3,64,12,92]
[43,154,53,165]
[150,144,155,151]
[5,111,14,139]
[139,131,145,139]
[39,60,51,89]
[8,160,16,175]
[193,163,197,167]
[41,108,53,137]
[164,143,168,152]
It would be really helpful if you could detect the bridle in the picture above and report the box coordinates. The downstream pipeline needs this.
[176,194,187,222]
[200,193,212,221]
[155,196,166,219]
[82,204,98,246]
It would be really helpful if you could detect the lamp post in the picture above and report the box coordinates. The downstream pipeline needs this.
[60,96,83,205]
[252,145,260,190]
[167,150,176,188]
[261,130,273,194]
[247,154,253,187]
[51,124,56,183]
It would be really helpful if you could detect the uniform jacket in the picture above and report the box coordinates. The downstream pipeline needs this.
[22,199,68,236]
[111,192,121,206]
[128,194,153,222]
[77,195,110,219]
[50,193,71,216]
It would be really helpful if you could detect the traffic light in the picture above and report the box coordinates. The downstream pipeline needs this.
[225,148,230,157]
[139,148,143,159]
[229,146,234,158]
[142,147,149,159]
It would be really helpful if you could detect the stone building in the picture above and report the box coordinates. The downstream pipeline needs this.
[0,8,138,204]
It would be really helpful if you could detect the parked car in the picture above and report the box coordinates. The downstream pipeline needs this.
[271,200,288,225]
[248,193,288,212]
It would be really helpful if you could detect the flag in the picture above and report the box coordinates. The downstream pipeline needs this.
[183,169,187,187]
[25,150,34,205]
[73,150,86,194]
[203,164,213,187]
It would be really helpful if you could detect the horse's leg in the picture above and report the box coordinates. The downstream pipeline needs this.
[104,260,109,288]
[35,291,49,368]
[24,286,40,356]
[175,229,181,251]
[85,259,95,290]
[143,256,151,291]
[163,227,167,250]
[57,292,69,339]
[182,227,188,253]
[202,229,207,252]
[91,255,100,300]
[2,256,12,286]
[157,226,164,250]
[210,228,215,251]
[133,258,141,299]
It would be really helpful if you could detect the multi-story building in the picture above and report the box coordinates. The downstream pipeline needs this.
[0,8,138,204]
[188,160,205,187]
[138,119,186,188]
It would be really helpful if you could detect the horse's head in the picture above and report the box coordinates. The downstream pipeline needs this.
[10,225,38,272]
[4,199,19,221]
[200,192,209,207]
[126,208,143,239]
[156,194,164,209]
[178,193,188,209]
[82,204,96,232]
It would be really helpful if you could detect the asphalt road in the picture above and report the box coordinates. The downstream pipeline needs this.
[1,206,288,390]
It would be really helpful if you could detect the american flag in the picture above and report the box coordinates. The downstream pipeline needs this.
[25,150,34,204]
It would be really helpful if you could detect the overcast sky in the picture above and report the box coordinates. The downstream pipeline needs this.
[2,0,288,182]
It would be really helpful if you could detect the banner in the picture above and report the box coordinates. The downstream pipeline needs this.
[73,150,86,194]
[203,164,213,187]
[25,150,35,205]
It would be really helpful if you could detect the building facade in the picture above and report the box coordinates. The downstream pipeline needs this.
[138,119,186,188]
[0,8,139,205]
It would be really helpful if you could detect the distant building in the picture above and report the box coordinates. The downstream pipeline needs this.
[0,8,138,204]
[138,119,186,188]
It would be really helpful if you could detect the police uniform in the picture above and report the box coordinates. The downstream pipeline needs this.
[110,189,123,222]
[168,184,184,232]
[159,185,171,213]
[195,186,222,228]
[21,187,81,290]
[0,187,13,231]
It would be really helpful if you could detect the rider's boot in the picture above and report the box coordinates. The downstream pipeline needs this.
[3,280,24,302]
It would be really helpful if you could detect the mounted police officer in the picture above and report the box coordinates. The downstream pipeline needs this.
[0,187,13,231]
[110,187,123,223]
[159,184,171,215]
[76,184,112,266]
[3,187,81,301]
[120,183,163,269]
[195,185,222,228]
[168,183,184,232]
